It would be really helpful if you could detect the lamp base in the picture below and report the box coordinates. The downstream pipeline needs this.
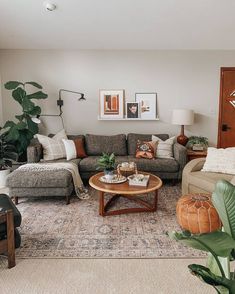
[177,134,188,146]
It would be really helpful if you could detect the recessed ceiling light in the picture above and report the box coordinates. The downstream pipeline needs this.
[43,2,57,12]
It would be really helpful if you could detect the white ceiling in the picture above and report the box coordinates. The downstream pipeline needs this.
[1,0,235,50]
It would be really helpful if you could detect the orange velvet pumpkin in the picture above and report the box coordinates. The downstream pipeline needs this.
[176,193,221,234]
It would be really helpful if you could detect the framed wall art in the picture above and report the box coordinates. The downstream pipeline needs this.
[135,92,157,119]
[99,89,125,119]
[126,102,140,119]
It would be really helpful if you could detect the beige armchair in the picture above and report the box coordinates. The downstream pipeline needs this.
[182,158,234,194]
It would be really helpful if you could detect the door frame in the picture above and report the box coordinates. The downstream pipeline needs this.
[217,67,235,147]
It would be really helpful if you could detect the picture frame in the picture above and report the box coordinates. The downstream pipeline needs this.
[126,102,140,119]
[99,89,125,119]
[135,92,157,119]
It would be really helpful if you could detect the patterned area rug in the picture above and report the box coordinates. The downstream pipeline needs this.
[14,184,205,258]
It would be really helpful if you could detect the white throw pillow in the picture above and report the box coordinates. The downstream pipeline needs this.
[202,147,235,175]
[36,129,68,161]
[152,135,175,158]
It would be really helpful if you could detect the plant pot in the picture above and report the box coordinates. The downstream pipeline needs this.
[0,169,10,188]
[104,169,115,181]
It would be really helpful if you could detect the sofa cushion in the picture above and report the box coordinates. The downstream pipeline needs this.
[0,194,22,234]
[85,134,127,156]
[188,171,233,194]
[128,156,179,172]
[127,133,169,155]
[79,156,129,172]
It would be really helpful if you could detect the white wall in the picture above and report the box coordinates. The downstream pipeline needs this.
[0,50,234,145]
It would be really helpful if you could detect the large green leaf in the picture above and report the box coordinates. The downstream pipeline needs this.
[3,120,16,129]
[4,81,24,90]
[22,96,35,112]
[26,116,38,135]
[26,91,48,99]
[189,264,235,293]
[169,231,235,257]
[212,180,235,239]
[12,87,26,104]
[27,106,41,116]
[5,127,20,141]
[24,82,42,89]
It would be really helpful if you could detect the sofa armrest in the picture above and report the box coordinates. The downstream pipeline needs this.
[173,143,187,179]
[182,158,206,194]
[27,139,43,163]
[183,158,206,174]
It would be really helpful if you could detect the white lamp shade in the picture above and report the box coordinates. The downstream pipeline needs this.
[172,109,194,125]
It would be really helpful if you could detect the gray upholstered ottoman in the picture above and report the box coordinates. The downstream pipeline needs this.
[7,169,73,205]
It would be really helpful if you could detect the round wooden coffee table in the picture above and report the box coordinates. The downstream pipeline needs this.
[89,172,162,217]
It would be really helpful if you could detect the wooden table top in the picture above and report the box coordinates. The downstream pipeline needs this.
[89,172,162,195]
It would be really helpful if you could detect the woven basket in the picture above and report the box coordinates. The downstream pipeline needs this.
[176,193,221,234]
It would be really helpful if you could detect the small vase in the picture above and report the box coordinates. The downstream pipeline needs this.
[104,169,114,181]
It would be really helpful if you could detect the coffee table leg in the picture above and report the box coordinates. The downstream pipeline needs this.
[154,190,158,210]
[99,191,105,216]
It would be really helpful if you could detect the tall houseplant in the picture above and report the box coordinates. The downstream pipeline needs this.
[0,127,17,187]
[3,81,48,158]
[169,180,235,294]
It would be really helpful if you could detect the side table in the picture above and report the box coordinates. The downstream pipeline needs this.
[187,149,207,162]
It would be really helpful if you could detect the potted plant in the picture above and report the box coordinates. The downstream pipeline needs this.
[169,180,235,294]
[97,153,116,180]
[0,128,18,187]
[3,81,48,160]
[187,136,208,151]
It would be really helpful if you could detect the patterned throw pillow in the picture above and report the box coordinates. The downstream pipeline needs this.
[36,129,68,161]
[202,147,235,175]
[152,135,175,158]
[62,138,87,160]
[136,140,157,159]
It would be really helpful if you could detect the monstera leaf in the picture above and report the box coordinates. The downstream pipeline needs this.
[212,180,235,240]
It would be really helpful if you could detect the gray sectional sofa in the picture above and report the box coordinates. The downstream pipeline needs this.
[7,133,187,204]
[27,133,187,180]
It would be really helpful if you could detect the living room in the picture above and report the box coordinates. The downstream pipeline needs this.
[1,1,235,293]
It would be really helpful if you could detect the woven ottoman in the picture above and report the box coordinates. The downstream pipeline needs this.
[7,169,74,205]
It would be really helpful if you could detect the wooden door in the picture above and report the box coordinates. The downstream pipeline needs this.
[217,67,235,148]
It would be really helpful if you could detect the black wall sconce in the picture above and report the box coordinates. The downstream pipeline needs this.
[34,89,86,127]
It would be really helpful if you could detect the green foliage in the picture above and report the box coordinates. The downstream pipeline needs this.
[3,81,48,156]
[169,180,235,294]
[0,127,18,170]
[97,153,116,171]
[187,136,209,148]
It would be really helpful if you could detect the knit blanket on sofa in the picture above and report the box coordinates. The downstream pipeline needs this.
[18,162,90,200]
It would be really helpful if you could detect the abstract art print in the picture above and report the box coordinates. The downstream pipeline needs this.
[135,92,157,119]
[99,90,125,119]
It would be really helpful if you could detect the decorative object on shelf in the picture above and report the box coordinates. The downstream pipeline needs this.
[172,109,194,146]
[228,90,235,108]
[99,90,125,119]
[176,193,221,234]
[117,162,137,177]
[3,81,48,158]
[126,102,139,118]
[97,152,116,181]
[187,136,208,151]
[135,92,157,119]
[37,89,86,128]
[99,174,127,184]
[0,128,18,187]
[128,174,150,187]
